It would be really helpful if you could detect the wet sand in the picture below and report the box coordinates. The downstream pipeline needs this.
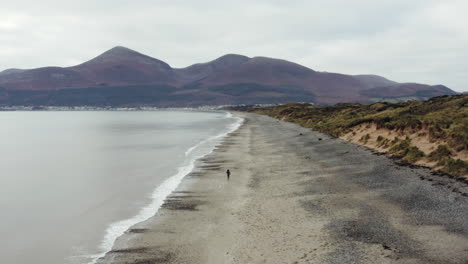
[98,113,468,264]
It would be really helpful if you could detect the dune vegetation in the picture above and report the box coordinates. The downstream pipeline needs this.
[248,94,468,177]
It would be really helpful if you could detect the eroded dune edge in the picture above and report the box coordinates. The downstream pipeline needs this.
[248,94,467,178]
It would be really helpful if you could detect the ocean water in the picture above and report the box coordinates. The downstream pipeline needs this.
[0,110,242,264]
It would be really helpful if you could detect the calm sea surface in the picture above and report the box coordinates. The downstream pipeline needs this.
[0,110,240,264]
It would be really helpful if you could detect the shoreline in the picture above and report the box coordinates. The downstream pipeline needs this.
[90,112,243,264]
[98,113,468,264]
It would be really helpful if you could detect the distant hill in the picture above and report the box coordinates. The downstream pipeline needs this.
[0,46,458,106]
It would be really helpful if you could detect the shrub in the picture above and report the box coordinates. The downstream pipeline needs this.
[403,146,425,163]
[389,138,411,156]
[428,145,452,162]
[439,158,468,175]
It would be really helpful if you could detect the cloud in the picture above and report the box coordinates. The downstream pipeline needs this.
[0,0,466,91]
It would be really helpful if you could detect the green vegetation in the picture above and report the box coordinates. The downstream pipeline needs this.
[376,138,391,149]
[389,137,412,155]
[437,158,468,176]
[428,145,452,162]
[249,94,468,177]
[403,146,426,163]
[387,137,425,162]
[368,96,420,103]
[252,95,467,149]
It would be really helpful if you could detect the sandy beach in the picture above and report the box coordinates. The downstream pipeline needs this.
[98,113,468,264]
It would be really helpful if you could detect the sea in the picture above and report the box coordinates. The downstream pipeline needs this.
[0,110,242,264]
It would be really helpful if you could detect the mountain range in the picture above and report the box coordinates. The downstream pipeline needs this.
[0,46,457,107]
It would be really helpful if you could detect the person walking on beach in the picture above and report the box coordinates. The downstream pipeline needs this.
[226,169,231,180]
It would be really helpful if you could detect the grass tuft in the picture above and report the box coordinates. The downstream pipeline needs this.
[428,145,452,162]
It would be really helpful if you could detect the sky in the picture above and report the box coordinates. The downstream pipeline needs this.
[0,0,467,92]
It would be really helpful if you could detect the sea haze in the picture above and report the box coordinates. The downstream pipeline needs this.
[0,110,241,264]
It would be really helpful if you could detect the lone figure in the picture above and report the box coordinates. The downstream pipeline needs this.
[226,169,231,180]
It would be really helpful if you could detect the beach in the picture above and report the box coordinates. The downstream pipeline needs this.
[98,113,468,264]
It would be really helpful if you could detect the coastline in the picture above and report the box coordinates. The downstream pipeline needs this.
[89,111,243,264]
[97,113,468,264]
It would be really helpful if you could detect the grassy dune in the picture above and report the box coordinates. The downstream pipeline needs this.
[248,94,468,177]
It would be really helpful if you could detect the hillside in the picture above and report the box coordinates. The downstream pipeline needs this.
[247,94,468,178]
[0,46,457,107]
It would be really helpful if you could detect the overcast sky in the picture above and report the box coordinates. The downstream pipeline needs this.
[0,0,466,92]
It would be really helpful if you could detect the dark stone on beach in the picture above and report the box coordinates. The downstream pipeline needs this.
[128,228,149,234]
[110,247,149,254]
[161,198,206,211]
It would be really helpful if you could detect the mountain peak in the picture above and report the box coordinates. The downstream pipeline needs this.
[77,46,171,70]
[215,54,250,62]
[176,54,250,81]
[105,46,139,54]
[110,45,132,51]
[96,46,146,60]
[209,54,250,69]
[246,56,316,73]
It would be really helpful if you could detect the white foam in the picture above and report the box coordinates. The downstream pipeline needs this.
[184,112,238,157]
[88,112,243,264]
